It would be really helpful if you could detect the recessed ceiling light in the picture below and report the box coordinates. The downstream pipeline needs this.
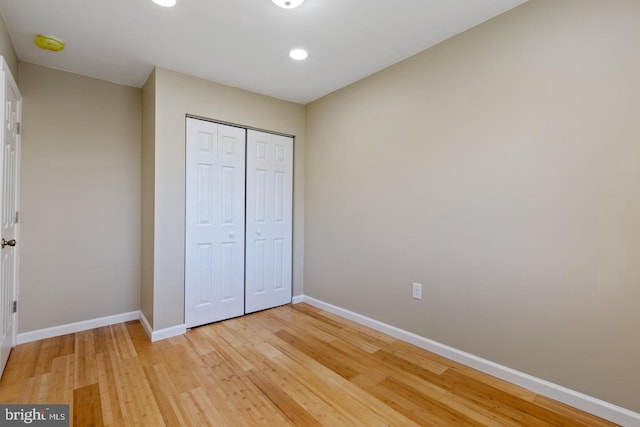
[272,0,304,9]
[289,49,308,60]
[152,0,176,7]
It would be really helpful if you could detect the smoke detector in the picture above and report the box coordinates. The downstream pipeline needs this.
[34,35,65,52]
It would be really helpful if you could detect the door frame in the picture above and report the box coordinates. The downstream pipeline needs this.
[12,86,21,348]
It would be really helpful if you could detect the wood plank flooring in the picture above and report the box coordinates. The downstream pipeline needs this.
[0,303,619,426]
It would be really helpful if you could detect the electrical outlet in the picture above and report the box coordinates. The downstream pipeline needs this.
[412,282,422,300]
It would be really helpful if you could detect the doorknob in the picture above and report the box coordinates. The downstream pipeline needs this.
[257,229,262,236]
[1,238,16,248]
[228,231,235,238]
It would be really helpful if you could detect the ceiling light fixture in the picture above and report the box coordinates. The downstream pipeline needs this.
[152,0,176,7]
[34,35,65,52]
[289,48,308,60]
[272,0,304,9]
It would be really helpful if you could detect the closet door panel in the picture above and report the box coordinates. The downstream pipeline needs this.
[246,130,293,313]
[186,118,246,327]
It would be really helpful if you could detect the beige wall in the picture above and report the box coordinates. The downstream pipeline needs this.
[18,63,141,332]
[305,0,640,412]
[140,69,156,327]
[149,67,305,329]
[0,10,17,79]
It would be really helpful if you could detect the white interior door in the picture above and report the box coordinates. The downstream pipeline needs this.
[0,64,20,377]
[245,130,293,313]
[185,118,246,328]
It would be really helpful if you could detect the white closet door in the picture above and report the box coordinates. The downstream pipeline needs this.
[185,118,246,328]
[246,130,293,313]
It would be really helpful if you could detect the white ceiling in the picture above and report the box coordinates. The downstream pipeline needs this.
[0,0,527,104]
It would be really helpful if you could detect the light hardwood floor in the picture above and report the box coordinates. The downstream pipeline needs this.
[0,303,618,426]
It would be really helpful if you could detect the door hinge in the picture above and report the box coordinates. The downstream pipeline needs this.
[12,300,17,313]
[16,122,20,135]
[15,211,19,224]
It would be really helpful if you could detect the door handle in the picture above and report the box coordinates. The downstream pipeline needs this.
[1,238,16,248]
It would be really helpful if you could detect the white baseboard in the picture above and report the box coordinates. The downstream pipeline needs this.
[299,295,640,426]
[139,311,153,340]
[139,311,186,342]
[17,311,187,344]
[17,311,140,344]
[291,295,304,304]
[152,324,187,341]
